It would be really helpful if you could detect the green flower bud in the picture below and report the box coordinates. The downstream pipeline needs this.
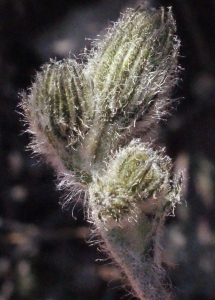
[89,140,182,300]
[82,6,180,163]
[89,140,181,223]
[21,59,92,184]
[85,6,180,125]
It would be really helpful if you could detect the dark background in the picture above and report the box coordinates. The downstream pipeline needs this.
[0,0,215,299]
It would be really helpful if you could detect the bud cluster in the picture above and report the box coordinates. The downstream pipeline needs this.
[21,6,182,300]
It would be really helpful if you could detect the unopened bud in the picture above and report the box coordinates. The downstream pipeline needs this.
[89,140,181,223]
[86,7,180,127]
[82,7,180,164]
[22,59,92,183]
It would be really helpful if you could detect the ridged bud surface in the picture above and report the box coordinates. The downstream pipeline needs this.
[22,59,92,184]
[83,7,180,163]
[89,141,182,300]
[89,141,181,223]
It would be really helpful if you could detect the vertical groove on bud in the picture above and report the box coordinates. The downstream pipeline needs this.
[86,7,179,119]
[89,141,179,222]
[82,7,180,165]
[22,59,93,183]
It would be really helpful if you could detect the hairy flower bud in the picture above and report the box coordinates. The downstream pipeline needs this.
[89,141,182,300]
[89,140,181,223]
[85,6,180,128]
[22,59,92,183]
[81,6,180,164]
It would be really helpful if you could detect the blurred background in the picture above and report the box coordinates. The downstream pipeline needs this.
[0,0,215,299]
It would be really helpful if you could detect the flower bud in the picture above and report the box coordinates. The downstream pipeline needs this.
[89,140,182,300]
[21,59,92,183]
[89,140,182,223]
[85,7,180,127]
[81,6,180,165]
